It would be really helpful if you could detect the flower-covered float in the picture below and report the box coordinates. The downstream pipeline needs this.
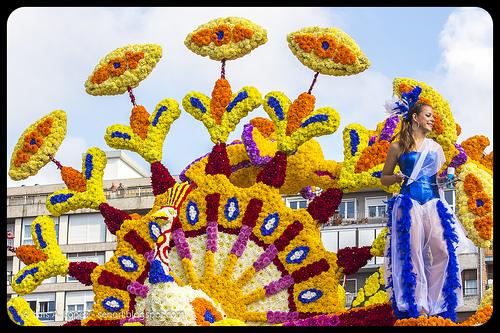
[7,17,492,327]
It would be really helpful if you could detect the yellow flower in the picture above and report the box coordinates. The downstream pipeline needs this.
[7,297,44,326]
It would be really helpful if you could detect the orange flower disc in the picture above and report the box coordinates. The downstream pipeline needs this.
[211,24,231,46]
[192,28,213,46]
[130,105,150,140]
[315,35,337,58]
[16,245,48,265]
[293,34,316,53]
[61,166,87,192]
[232,25,254,42]
[463,174,483,196]
[473,216,493,240]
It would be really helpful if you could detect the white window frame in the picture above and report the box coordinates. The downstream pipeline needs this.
[365,196,388,219]
[335,198,357,221]
[67,213,106,244]
[22,293,56,322]
[22,217,59,245]
[285,196,308,210]
[444,189,456,212]
[65,290,95,321]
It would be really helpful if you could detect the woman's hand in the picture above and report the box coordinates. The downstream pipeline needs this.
[394,171,405,183]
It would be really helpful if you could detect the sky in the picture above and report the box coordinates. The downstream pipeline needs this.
[6,7,493,187]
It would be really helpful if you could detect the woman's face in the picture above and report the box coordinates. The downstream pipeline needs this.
[413,105,435,134]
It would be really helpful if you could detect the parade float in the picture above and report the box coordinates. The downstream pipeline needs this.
[7,17,492,327]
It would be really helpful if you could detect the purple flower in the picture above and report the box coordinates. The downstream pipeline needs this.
[300,186,316,200]
[242,123,272,166]
[380,114,400,142]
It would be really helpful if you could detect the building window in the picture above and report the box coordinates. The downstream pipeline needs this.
[444,190,455,212]
[7,259,13,286]
[67,213,106,244]
[321,230,339,253]
[338,229,357,249]
[22,293,56,322]
[462,269,478,296]
[343,278,357,308]
[286,197,308,210]
[66,252,105,282]
[65,291,94,321]
[365,197,387,219]
[336,199,356,220]
[22,217,59,245]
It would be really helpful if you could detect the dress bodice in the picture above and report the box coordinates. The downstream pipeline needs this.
[398,151,440,205]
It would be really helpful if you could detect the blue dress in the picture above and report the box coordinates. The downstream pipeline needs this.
[384,151,463,321]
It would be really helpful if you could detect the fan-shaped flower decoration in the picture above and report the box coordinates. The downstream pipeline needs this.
[85,44,162,96]
[337,123,401,193]
[393,78,460,174]
[262,92,340,155]
[10,216,69,295]
[287,27,370,76]
[9,110,66,180]
[455,161,493,248]
[351,266,388,308]
[46,147,107,216]
[185,17,267,61]
[104,98,181,163]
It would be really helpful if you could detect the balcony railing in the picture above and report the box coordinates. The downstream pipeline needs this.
[322,212,388,228]
[37,311,56,321]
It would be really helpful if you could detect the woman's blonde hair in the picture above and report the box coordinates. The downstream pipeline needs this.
[396,101,432,154]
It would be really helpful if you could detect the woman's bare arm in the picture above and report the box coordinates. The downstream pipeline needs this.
[380,142,404,186]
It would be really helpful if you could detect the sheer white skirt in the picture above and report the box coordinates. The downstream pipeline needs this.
[384,195,466,316]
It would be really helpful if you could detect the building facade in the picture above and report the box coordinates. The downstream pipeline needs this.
[6,152,490,325]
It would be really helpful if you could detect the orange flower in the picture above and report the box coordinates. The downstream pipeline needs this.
[398,83,413,94]
[125,51,145,69]
[333,44,356,65]
[36,118,54,136]
[16,245,48,265]
[455,123,461,137]
[90,66,110,84]
[354,140,390,173]
[107,57,127,77]
[61,166,87,192]
[460,304,493,326]
[463,174,483,196]
[23,131,43,153]
[14,150,30,167]
[211,24,231,46]
[250,117,275,138]
[232,25,253,42]
[394,316,457,326]
[461,135,490,162]
[314,35,337,58]
[192,28,213,46]
[286,92,316,135]
[294,34,316,53]
[473,216,493,240]
[432,113,444,135]
[210,78,232,125]
[482,152,493,171]
[190,297,223,326]
[467,192,492,216]
[418,96,432,106]
[130,105,150,140]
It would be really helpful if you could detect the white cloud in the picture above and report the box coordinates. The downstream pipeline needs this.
[431,7,493,151]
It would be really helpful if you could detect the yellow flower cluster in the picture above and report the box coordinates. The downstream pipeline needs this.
[184,17,267,61]
[211,318,246,326]
[370,227,388,257]
[105,98,181,163]
[182,87,262,144]
[85,44,162,96]
[46,148,107,216]
[9,110,66,181]
[263,91,340,154]
[351,266,387,308]
[393,78,458,173]
[287,26,370,76]
[11,216,69,295]
[7,297,44,326]
[455,161,493,248]
[338,123,401,193]
[479,286,493,309]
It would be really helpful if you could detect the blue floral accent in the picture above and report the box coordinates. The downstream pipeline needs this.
[190,97,207,113]
[8,306,24,325]
[148,259,174,284]
[35,224,47,249]
[321,41,330,50]
[85,154,93,180]
[30,138,36,145]
[368,136,377,146]
[118,255,138,272]
[149,221,162,242]
[111,131,131,140]
[260,213,279,236]
[113,62,121,69]
[268,96,284,120]
[436,200,461,322]
[286,246,309,264]
[204,310,215,323]
[349,130,360,156]
[152,105,167,126]
[476,199,484,207]
[186,201,199,226]
[216,30,224,40]
[224,197,240,222]
[16,267,39,284]
[371,171,382,178]
[298,288,323,304]
[226,91,248,112]
[102,296,124,312]
[301,114,329,127]
[49,193,74,205]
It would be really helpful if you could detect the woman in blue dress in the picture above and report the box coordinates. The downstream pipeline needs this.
[380,87,474,321]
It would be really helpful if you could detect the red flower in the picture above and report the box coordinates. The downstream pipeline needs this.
[307,188,343,224]
[68,261,98,286]
[256,151,287,188]
[336,246,373,275]
[205,142,231,178]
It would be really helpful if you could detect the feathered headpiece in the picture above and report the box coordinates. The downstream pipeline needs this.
[384,85,422,120]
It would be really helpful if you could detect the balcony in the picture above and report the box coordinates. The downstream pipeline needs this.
[322,211,388,228]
